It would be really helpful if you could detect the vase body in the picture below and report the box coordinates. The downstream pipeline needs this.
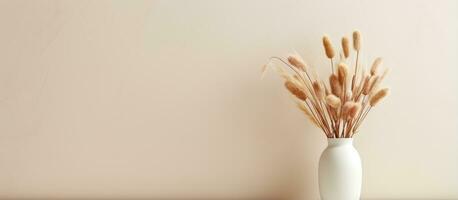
[318,138,362,200]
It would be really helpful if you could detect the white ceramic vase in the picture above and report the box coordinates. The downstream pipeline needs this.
[318,138,362,200]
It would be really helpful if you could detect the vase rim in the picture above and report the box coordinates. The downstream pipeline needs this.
[327,138,353,140]
[327,138,353,145]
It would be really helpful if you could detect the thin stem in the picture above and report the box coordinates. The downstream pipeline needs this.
[330,59,334,74]
[324,104,336,134]
[270,57,322,106]
[354,96,368,123]
[345,118,356,137]
[351,51,360,95]
[354,51,360,77]
[333,109,340,137]
[305,100,330,137]
[341,119,347,138]
[270,56,316,87]
[319,101,334,135]
[304,100,319,123]
[269,57,315,98]
[354,75,365,101]
[268,56,335,137]
[336,104,344,138]
[354,106,372,134]
[315,104,332,135]
[345,120,351,137]
[341,82,347,138]
[269,57,329,135]
[351,75,356,93]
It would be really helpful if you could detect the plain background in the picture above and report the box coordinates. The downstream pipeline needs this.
[0,0,457,199]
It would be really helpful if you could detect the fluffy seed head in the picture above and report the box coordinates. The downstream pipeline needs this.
[322,35,335,59]
[312,81,325,100]
[342,37,350,58]
[337,63,349,85]
[348,103,361,119]
[345,90,352,101]
[368,76,382,96]
[297,102,319,127]
[342,101,354,119]
[355,73,368,97]
[361,75,371,95]
[274,65,291,81]
[370,88,389,106]
[371,57,383,75]
[368,76,379,94]
[287,55,306,71]
[329,74,342,96]
[325,94,341,109]
[321,80,331,96]
[352,30,361,51]
[292,75,304,86]
[380,67,391,82]
[285,80,307,101]
[363,75,378,95]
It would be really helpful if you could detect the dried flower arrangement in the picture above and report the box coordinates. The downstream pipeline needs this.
[262,31,390,138]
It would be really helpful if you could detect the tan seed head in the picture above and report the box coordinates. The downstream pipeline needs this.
[287,55,306,71]
[293,75,304,86]
[337,63,349,85]
[345,90,352,101]
[370,57,383,75]
[348,103,361,119]
[361,75,371,95]
[352,30,361,51]
[325,94,341,109]
[297,102,319,128]
[312,81,325,100]
[342,101,354,119]
[329,74,342,96]
[285,80,307,101]
[363,75,378,95]
[322,35,335,59]
[370,88,389,107]
[342,37,350,58]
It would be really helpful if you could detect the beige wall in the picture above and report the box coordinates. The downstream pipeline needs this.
[0,0,457,199]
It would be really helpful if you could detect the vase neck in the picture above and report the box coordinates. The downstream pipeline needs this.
[327,138,353,146]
